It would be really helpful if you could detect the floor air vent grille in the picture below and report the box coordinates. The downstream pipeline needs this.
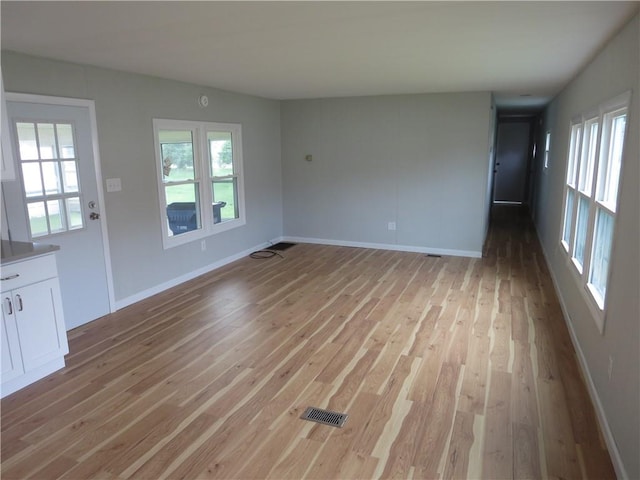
[300,407,348,428]
[269,242,296,251]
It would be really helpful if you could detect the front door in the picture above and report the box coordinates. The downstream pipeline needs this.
[6,99,112,330]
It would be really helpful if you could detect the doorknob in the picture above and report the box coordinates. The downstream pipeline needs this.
[89,212,100,220]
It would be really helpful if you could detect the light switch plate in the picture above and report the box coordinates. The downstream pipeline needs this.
[106,178,121,192]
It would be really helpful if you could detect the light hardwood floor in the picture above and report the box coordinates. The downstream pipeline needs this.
[1,207,615,479]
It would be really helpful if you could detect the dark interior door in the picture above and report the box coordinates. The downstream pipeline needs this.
[493,121,532,204]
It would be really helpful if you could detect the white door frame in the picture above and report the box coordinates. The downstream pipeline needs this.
[6,92,116,314]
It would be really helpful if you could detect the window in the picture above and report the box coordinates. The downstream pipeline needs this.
[15,121,83,238]
[543,131,551,170]
[561,122,581,249]
[560,92,630,330]
[153,119,245,248]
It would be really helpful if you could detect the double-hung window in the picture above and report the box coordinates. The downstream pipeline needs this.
[153,119,245,248]
[560,92,630,331]
[543,131,551,170]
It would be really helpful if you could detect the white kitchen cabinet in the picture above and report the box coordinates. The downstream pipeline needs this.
[1,303,22,383]
[0,252,69,398]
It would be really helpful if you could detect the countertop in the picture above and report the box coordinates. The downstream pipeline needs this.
[1,240,60,265]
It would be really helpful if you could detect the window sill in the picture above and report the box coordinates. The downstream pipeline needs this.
[586,283,605,310]
[162,217,246,250]
[570,256,584,275]
[563,250,606,334]
[584,283,606,334]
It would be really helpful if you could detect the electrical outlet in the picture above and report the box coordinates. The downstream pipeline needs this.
[608,356,614,379]
[388,221,396,231]
[201,240,206,251]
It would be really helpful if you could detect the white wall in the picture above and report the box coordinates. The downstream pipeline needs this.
[532,15,639,479]
[281,93,493,256]
[1,51,283,305]
[483,96,497,243]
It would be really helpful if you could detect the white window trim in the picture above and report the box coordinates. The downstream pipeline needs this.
[543,131,551,171]
[560,118,582,253]
[559,91,631,333]
[153,119,246,249]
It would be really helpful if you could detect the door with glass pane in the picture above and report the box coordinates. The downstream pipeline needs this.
[7,100,110,330]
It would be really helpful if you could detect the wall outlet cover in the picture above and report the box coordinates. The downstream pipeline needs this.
[106,178,122,192]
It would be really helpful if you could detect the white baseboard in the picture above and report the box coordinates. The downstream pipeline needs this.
[115,240,275,310]
[534,226,628,480]
[281,236,482,258]
[115,235,479,311]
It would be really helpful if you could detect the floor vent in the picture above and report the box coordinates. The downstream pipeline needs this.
[300,407,348,428]
[269,242,297,251]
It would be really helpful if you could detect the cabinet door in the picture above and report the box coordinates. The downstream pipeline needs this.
[14,279,68,371]
[1,297,24,383]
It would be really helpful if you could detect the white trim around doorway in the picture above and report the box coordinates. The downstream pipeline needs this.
[6,92,116,315]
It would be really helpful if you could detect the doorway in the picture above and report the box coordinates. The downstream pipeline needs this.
[5,94,114,330]
[492,115,537,205]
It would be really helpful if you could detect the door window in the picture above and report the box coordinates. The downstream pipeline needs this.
[15,121,83,237]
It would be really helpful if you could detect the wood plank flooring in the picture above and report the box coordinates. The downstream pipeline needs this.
[1,206,615,479]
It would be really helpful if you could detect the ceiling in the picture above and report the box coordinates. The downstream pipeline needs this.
[1,1,638,108]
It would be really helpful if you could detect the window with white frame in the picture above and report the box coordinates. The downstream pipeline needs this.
[153,119,245,248]
[543,131,551,170]
[560,92,630,329]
